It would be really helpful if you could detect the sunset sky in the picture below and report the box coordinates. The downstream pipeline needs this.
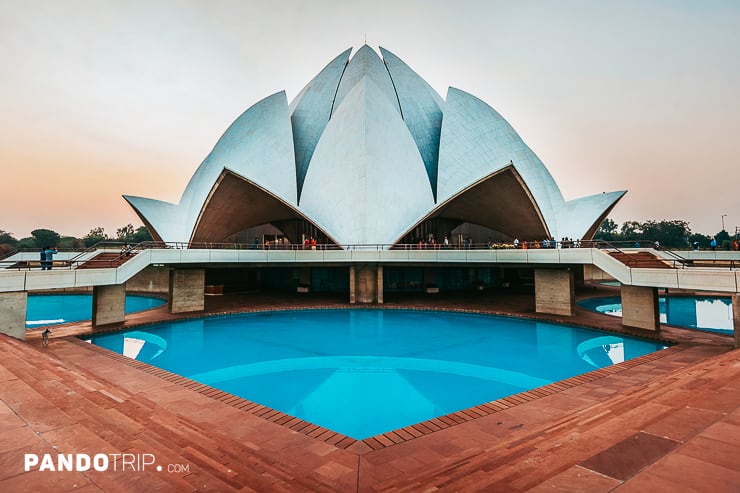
[1,0,738,240]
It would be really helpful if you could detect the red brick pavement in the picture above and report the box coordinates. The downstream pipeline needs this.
[2,289,738,492]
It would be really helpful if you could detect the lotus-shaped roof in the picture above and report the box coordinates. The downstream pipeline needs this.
[125,45,625,247]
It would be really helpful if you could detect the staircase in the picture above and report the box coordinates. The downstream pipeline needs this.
[609,251,674,269]
[75,252,136,269]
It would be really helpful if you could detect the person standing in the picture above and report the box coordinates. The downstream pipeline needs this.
[40,247,47,270]
[42,328,52,346]
[45,246,58,270]
[710,237,717,251]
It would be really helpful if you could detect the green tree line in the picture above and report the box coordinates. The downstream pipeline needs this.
[0,224,152,256]
[594,219,735,249]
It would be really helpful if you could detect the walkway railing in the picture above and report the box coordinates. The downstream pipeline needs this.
[2,240,738,271]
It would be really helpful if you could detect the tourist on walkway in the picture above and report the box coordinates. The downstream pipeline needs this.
[710,237,717,251]
[39,247,46,270]
[44,246,57,270]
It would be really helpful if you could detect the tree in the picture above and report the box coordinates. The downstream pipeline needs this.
[0,230,18,246]
[31,228,61,248]
[17,237,37,249]
[83,227,108,247]
[689,233,711,249]
[641,220,691,248]
[0,230,17,257]
[59,236,84,249]
[116,224,135,241]
[715,230,731,250]
[620,221,643,240]
[594,219,619,241]
[131,226,152,243]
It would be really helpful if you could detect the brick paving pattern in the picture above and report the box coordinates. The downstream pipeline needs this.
[1,287,738,492]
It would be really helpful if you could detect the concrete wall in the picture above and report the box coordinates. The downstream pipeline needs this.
[583,264,614,281]
[92,284,126,327]
[169,269,205,313]
[0,291,27,340]
[535,269,575,316]
[126,265,170,294]
[621,285,660,331]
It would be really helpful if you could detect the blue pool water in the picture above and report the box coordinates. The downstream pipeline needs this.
[27,294,166,328]
[86,309,666,439]
[578,296,734,335]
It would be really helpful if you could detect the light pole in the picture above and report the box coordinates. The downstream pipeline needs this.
[721,214,727,232]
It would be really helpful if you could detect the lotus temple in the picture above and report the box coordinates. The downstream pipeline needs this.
[1,46,739,491]
[124,45,624,248]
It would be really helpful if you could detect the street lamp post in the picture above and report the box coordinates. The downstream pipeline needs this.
[721,214,727,232]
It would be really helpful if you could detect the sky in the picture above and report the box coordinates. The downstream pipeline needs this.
[1,0,738,240]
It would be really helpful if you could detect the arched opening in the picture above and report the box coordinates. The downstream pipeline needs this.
[190,170,337,247]
[395,165,550,248]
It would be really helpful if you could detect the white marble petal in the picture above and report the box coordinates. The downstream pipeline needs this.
[299,77,434,246]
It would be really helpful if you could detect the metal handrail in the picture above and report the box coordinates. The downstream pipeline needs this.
[3,240,738,271]
[657,247,689,269]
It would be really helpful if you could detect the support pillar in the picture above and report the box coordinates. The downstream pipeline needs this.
[621,285,660,331]
[92,284,126,327]
[733,294,739,349]
[573,265,585,289]
[535,269,575,316]
[0,291,27,340]
[377,265,383,304]
[349,265,356,304]
[298,268,311,293]
[352,264,379,303]
[169,269,205,313]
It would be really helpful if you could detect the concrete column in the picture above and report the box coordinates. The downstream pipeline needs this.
[535,269,575,316]
[621,285,660,331]
[377,265,383,304]
[169,269,205,313]
[573,265,585,289]
[354,264,378,303]
[733,294,739,349]
[0,291,27,340]
[92,284,126,327]
[423,268,435,287]
[349,265,356,304]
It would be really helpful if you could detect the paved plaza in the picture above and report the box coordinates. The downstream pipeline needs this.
[1,287,738,492]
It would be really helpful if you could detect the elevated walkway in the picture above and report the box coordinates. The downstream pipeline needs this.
[0,247,738,293]
[1,245,738,342]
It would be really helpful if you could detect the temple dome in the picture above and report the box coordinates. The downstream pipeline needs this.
[125,45,625,247]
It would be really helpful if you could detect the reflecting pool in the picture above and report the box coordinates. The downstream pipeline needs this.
[27,294,166,328]
[578,296,734,335]
[86,309,666,439]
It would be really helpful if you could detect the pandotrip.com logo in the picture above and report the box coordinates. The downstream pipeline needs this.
[24,453,190,474]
